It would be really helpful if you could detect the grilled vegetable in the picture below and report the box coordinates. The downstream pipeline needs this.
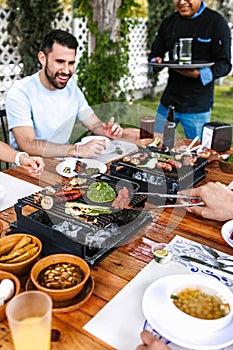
[65,202,111,216]
[41,196,54,210]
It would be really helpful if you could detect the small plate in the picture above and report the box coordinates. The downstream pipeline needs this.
[56,158,107,178]
[221,220,233,248]
[149,61,214,69]
[25,276,94,313]
[142,274,233,349]
[0,184,6,200]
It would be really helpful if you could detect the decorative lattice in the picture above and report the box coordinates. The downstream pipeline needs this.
[1,8,232,108]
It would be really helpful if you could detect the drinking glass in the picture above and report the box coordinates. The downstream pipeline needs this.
[173,38,193,64]
[6,291,52,350]
[179,38,193,64]
[140,116,155,139]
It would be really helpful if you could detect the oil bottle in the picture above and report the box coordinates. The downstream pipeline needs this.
[163,105,176,150]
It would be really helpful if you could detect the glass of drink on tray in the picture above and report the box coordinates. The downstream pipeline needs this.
[179,38,193,64]
[140,116,155,139]
[6,291,52,350]
[173,38,193,64]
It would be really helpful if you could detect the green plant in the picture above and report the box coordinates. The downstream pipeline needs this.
[73,0,138,105]
[7,0,64,76]
[147,0,174,50]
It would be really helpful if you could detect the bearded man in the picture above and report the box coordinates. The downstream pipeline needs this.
[6,30,122,159]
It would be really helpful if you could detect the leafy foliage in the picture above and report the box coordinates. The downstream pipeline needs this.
[147,0,175,49]
[7,0,64,76]
[73,0,138,105]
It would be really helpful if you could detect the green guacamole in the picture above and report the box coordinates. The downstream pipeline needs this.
[87,181,116,203]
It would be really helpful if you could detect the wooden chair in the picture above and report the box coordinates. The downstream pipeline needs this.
[0,109,9,170]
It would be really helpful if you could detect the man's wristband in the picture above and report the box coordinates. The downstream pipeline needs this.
[75,143,82,158]
[15,152,29,166]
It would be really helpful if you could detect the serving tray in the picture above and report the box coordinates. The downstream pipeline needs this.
[149,61,214,69]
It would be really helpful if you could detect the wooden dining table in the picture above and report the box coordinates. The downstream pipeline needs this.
[0,129,233,350]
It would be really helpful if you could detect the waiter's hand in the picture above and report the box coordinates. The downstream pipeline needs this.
[173,68,200,78]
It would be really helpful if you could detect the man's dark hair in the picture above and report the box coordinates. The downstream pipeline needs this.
[40,29,78,54]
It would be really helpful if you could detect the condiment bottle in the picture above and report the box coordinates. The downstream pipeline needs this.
[163,105,176,150]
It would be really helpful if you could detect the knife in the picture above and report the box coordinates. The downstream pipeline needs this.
[180,255,233,276]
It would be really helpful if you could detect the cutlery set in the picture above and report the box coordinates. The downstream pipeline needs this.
[180,245,233,275]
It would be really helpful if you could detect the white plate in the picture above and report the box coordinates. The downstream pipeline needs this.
[142,274,233,350]
[81,136,116,155]
[56,158,107,178]
[221,220,233,249]
[0,184,6,199]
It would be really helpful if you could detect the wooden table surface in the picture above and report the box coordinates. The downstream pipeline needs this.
[0,130,233,350]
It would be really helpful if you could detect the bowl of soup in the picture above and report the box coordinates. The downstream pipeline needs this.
[168,274,233,332]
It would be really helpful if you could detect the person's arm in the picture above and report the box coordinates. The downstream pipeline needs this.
[0,141,44,174]
[12,126,76,158]
[178,182,233,221]
[136,331,170,350]
[74,114,123,158]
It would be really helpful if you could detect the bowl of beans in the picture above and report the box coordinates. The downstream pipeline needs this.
[168,274,233,332]
[30,254,90,302]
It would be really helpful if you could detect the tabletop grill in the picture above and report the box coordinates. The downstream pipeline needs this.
[12,174,152,265]
[110,148,208,197]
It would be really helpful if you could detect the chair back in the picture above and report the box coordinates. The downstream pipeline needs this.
[0,109,9,170]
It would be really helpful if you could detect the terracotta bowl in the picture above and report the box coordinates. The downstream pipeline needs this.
[218,154,233,173]
[0,270,21,321]
[30,254,90,302]
[0,234,42,276]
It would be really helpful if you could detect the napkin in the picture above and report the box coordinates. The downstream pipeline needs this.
[95,140,138,164]
[83,235,233,350]
[0,172,42,212]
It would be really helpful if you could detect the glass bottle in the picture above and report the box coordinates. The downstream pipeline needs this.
[163,105,176,150]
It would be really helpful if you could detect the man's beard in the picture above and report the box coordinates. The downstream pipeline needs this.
[45,63,71,90]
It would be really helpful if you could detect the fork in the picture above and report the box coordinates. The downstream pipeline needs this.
[209,260,233,269]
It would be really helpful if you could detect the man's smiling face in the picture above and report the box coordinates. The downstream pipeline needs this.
[39,42,76,90]
[174,0,202,18]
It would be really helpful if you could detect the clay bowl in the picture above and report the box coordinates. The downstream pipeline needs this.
[0,270,21,321]
[0,234,42,276]
[30,254,90,302]
[218,154,233,174]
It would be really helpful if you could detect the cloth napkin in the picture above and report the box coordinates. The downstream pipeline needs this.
[0,172,42,212]
[83,235,233,350]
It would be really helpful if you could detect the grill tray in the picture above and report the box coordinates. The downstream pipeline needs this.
[13,174,152,265]
[110,149,208,196]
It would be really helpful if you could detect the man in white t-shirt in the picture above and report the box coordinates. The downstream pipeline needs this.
[6,29,123,159]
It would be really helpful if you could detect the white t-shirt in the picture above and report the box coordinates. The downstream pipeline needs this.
[6,72,93,150]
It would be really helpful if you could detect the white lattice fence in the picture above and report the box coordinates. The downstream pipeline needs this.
[0,8,163,107]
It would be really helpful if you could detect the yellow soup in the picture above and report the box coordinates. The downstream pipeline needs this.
[171,287,230,320]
